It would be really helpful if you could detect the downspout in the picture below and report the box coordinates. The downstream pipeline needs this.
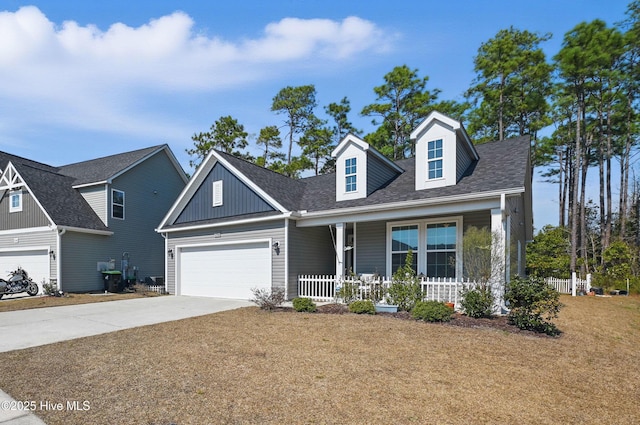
[56,228,66,291]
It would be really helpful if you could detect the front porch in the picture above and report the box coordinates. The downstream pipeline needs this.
[298,274,480,308]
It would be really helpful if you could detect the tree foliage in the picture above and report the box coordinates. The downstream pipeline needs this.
[186,115,249,168]
[526,225,571,278]
[271,85,317,165]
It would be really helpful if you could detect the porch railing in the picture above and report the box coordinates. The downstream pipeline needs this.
[298,275,479,306]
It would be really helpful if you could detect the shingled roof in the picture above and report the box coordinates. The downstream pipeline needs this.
[0,145,172,231]
[212,135,530,215]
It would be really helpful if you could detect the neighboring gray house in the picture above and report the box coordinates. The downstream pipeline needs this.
[0,145,187,293]
[157,112,533,301]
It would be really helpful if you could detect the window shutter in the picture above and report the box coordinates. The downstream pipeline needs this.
[212,180,223,206]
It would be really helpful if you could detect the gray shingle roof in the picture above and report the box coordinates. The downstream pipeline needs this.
[0,145,169,231]
[213,135,530,214]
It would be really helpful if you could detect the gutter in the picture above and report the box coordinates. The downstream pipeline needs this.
[156,211,296,234]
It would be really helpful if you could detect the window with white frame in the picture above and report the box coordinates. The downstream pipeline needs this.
[112,189,125,219]
[425,222,457,278]
[9,190,22,213]
[345,157,357,192]
[388,217,461,278]
[391,225,418,273]
[427,139,443,179]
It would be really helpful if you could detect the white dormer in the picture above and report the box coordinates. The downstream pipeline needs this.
[332,134,403,202]
[411,111,478,191]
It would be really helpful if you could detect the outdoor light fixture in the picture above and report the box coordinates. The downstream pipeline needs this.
[272,241,280,249]
[49,250,55,260]
[168,248,174,259]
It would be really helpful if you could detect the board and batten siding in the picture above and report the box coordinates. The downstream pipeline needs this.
[78,186,107,225]
[175,162,274,224]
[287,222,334,297]
[166,220,286,296]
[366,152,398,196]
[0,229,57,282]
[106,150,186,284]
[0,191,50,230]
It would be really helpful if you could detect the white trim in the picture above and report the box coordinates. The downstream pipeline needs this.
[284,218,289,300]
[56,228,65,291]
[174,238,272,296]
[158,212,290,233]
[0,226,53,236]
[332,134,403,173]
[0,245,50,254]
[386,216,463,278]
[0,162,55,227]
[72,180,109,189]
[55,225,113,236]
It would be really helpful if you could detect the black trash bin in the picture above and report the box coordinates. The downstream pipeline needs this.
[102,271,123,292]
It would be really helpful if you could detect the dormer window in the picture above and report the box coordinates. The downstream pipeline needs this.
[427,139,443,179]
[345,158,357,192]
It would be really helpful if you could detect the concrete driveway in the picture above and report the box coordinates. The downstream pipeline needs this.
[0,295,253,353]
[0,296,252,424]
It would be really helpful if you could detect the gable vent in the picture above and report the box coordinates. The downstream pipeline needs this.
[212,180,223,207]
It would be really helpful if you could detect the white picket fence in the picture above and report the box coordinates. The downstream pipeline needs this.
[298,275,478,306]
[546,273,591,295]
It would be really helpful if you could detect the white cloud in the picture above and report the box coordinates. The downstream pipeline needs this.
[0,6,394,143]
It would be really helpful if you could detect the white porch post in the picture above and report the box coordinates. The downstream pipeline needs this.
[491,206,506,313]
[335,222,346,279]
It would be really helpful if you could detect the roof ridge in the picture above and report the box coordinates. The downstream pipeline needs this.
[215,150,307,187]
[60,144,165,168]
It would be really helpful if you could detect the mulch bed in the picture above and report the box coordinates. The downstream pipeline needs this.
[305,302,552,337]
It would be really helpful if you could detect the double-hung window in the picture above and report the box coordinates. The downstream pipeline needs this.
[345,158,357,192]
[427,139,443,179]
[112,189,125,220]
[425,222,457,278]
[391,225,418,273]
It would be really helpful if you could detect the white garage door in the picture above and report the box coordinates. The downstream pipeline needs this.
[178,242,271,299]
[0,249,49,293]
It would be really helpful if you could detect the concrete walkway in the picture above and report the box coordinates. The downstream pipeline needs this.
[0,296,253,424]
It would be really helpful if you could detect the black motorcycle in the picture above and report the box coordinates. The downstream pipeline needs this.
[0,268,39,299]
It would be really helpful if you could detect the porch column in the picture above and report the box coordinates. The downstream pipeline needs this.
[490,207,506,313]
[335,222,346,279]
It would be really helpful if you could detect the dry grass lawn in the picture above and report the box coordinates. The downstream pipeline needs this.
[0,291,159,312]
[0,295,638,425]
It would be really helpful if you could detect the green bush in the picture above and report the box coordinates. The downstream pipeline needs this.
[412,301,454,322]
[505,276,562,336]
[348,299,375,314]
[459,285,494,318]
[337,276,360,304]
[292,297,317,312]
[386,250,423,311]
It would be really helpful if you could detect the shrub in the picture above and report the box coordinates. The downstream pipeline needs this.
[386,250,423,311]
[292,297,317,312]
[459,285,494,318]
[505,276,562,336]
[250,287,285,311]
[42,281,64,297]
[412,300,453,322]
[336,276,360,304]
[348,299,375,314]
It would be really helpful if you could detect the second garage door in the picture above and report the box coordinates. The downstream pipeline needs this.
[0,249,49,294]
[178,241,271,299]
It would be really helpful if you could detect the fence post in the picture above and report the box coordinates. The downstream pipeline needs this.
[586,274,592,293]
[571,272,577,297]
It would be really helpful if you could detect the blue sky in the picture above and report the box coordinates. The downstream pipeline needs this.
[0,0,632,230]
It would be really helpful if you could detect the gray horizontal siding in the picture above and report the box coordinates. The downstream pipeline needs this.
[175,162,274,224]
[354,221,386,275]
[60,230,112,292]
[287,222,334,297]
[166,220,286,296]
[456,139,474,181]
[0,191,50,230]
[463,210,490,231]
[366,152,398,196]
[79,186,107,225]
